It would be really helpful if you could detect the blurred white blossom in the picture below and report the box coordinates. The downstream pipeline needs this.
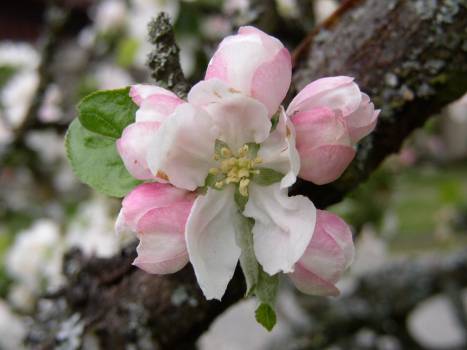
[66,197,134,258]
[0,42,39,69]
[93,0,127,34]
[313,0,338,23]
[94,64,133,90]
[38,84,63,123]
[6,220,65,309]
[1,71,39,127]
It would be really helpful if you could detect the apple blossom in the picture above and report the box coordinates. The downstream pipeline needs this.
[288,210,355,296]
[108,25,379,328]
[287,76,380,184]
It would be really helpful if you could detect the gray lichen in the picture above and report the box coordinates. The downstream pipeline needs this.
[146,13,190,98]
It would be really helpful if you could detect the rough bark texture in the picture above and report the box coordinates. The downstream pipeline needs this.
[30,1,467,349]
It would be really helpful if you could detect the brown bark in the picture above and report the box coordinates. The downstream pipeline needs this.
[30,1,467,349]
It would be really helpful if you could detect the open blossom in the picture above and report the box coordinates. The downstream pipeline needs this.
[116,26,378,300]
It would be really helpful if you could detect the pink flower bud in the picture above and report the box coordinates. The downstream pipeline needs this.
[288,210,355,296]
[287,76,379,184]
[205,26,291,117]
[116,183,196,274]
[292,107,356,185]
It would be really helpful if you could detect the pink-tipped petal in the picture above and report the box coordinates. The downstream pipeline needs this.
[132,198,194,274]
[298,144,356,185]
[289,210,354,296]
[289,263,340,296]
[292,107,355,184]
[205,27,290,115]
[251,48,292,116]
[116,121,161,180]
[120,182,193,231]
[205,54,228,82]
[130,84,181,106]
[133,233,189,274]
[346,93,380,143]
[287,76,361,117]
[135,94,184,122]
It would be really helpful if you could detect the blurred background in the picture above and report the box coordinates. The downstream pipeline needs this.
[0,1,466,349]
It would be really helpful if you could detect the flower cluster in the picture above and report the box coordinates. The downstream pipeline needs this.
[116,27,379,302]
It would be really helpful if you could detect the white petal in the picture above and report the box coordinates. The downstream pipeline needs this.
[146,103,218,191]
[258,108,300,188]
[244,183,316,275]
[185,186,242,300]
[205,94,271,150]
[187,79,238,107]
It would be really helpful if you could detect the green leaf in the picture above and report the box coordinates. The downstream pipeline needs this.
[78,87,137,138]
[255,303,277,331]
[252,168,284,186]
[66,119,140,197]
[234,215,258,295]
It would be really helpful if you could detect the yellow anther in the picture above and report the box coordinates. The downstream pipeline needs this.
[238,168,250,179]
[253,156,263,164]
[238,144,249,157]
[221,147,232,158]
[239,178,250,197]
[209,168,219,175]
[215,180,225,189]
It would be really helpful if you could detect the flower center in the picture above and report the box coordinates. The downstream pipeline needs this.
[209,144,262,196]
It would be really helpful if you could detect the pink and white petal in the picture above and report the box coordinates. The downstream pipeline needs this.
[251,48,292,116]
[117,121,161,180]
[287,76,362,117]
[206,95,271,150]
[205,32,282,98]
[147,103,219,191]
[298,144,356,185]
[205,54,228,82]
[289,263,340,297]
[132,199,194,274]
[238,26,284,53]
[317,210,355,269]
[115,208,131,236]
[186,187,242,300]
[187,79,237,107]
[346,94,379,143]
[130,84,180,106]
[135,94,184,122]
[133,233,189,274]
[121,182,192,231]
[259,108,299,188]
[293,107,351,148]
[244,183,316,275]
